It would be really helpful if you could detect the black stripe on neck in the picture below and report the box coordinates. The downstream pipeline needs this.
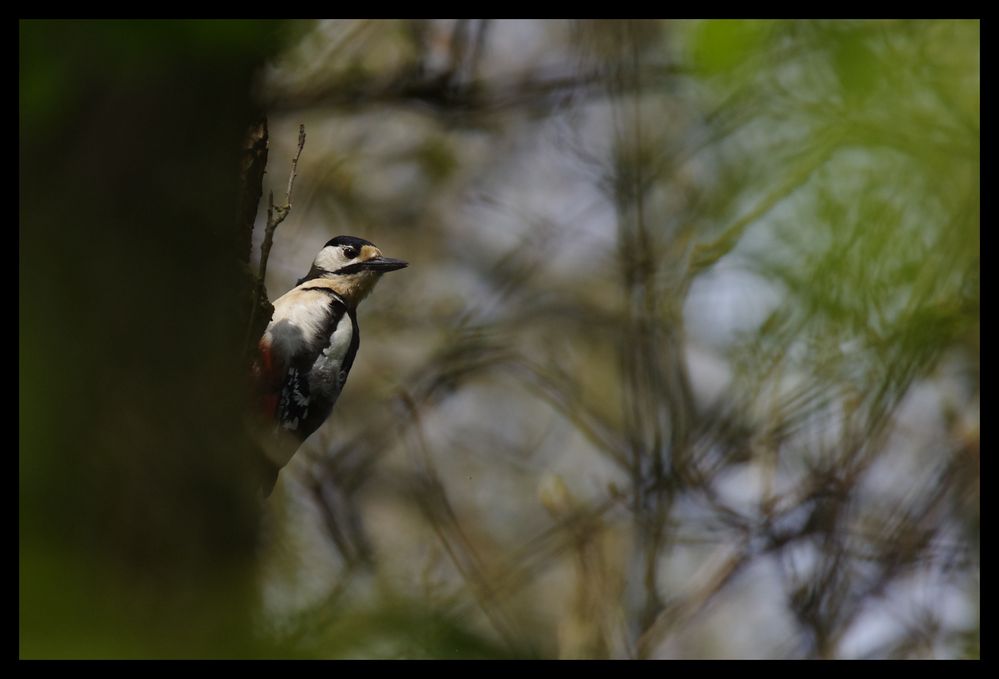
[295,265,332,287]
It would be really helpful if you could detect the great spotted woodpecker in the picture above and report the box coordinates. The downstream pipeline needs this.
[253,235,407,494]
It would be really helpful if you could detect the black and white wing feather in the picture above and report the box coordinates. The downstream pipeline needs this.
[257,284,360,446]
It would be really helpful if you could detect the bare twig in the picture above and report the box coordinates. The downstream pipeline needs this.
[243,124,307,356]
[259,124,307,286]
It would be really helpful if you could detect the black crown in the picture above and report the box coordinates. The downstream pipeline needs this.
[324,235,375,249]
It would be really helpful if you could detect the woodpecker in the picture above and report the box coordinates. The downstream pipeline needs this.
[252,235,407,494]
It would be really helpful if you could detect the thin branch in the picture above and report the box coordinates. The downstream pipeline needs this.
[264,64,687,118]
[634,544,750,659]
[243,124,307,356]
[259,123,307,286]
[688,130,841,275]
[397,391,527,653]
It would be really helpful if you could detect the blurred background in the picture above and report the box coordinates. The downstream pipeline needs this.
[20,19,978,659]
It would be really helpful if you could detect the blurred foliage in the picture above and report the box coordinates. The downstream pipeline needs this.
[21,19,978,659]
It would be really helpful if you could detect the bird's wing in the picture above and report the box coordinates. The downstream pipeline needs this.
[255,286,350,439]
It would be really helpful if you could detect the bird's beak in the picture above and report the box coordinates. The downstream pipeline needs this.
[362,256,408,272]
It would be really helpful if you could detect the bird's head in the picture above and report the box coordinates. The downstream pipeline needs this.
[304,235,408,306]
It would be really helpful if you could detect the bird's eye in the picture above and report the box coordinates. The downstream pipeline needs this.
[343,247,359,259]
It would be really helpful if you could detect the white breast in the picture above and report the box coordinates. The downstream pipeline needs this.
[324,313,354,367]
[310,313,353,398]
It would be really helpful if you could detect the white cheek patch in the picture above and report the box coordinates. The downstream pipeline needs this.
[314,246,349,272]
